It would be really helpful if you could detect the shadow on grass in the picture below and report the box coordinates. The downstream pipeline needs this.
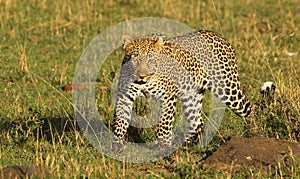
[0,117,79,143]
[38,117,79,142]
[0,116,148,145]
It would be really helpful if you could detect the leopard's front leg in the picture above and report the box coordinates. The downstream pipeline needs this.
[156,94,177,146]
[143,76,178,147]
[112,84,141,149]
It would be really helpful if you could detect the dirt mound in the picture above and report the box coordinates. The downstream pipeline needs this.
[0,165,48,179]
[204,136,300,173]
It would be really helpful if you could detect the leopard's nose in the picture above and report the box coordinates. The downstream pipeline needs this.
[135,74,152,84]
[135,64,151,81]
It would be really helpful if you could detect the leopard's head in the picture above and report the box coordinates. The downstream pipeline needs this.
[121,35,165,65]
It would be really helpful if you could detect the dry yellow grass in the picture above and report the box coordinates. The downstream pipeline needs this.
[0,0,299,178]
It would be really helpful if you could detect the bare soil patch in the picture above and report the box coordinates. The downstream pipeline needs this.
[204,136,300,173]
[0,165,48,179]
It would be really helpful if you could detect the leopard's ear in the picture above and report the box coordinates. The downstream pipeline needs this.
[155,37,164,48]
[122,35,133,49]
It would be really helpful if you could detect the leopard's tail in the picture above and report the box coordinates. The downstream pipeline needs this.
[246,81,276,132]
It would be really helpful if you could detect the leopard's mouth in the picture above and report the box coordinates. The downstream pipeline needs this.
[134,74,153,84]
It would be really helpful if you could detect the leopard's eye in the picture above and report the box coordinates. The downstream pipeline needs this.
[131,53,139,58]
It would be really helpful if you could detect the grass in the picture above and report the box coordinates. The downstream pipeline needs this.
[0,0,299,178]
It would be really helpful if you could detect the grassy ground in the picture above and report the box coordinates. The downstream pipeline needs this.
[0,0,299,178]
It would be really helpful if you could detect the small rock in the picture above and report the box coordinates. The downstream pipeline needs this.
[62,82,90,92]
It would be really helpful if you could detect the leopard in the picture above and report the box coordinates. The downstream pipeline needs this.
[112,30,275,147]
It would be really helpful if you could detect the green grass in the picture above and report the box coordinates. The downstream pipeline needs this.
[0,0,299,178]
